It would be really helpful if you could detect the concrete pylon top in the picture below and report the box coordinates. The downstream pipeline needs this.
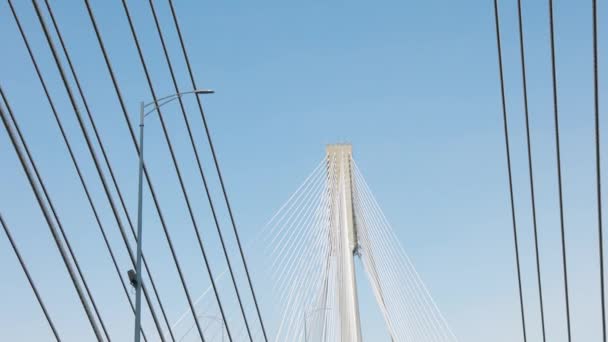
[326,143,352,154]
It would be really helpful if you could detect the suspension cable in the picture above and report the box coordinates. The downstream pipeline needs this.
[592,0,606,339]
[492,1,528,340]
[547,1,572,339]
[0,213,61,341]
[516,0,546,340]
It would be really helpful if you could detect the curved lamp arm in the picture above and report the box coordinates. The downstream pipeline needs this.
[143,89,214,117]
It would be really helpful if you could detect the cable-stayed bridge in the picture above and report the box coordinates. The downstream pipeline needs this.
[260,144,456,341]
[1,1,459,340]
[2,0,607,341]
[166,144,457,342]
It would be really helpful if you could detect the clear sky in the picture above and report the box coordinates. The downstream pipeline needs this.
[1,0,607,341]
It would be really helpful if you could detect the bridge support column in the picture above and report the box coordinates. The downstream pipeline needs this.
[327,144,363,342]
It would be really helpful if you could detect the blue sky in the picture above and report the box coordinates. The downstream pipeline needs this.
[1,0,607,341]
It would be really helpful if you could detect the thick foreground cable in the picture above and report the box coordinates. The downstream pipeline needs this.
[516,0,547,340]
[547,1,572,340]
[592,0,606,339]
[492,1,528,340]
[0,213,61,341]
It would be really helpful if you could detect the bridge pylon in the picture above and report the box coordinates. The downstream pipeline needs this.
[268,144,456,341]
[326,144,363,342]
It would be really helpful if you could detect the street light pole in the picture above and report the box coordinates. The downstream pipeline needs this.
[133,100,145,342]
[132,89,213,342]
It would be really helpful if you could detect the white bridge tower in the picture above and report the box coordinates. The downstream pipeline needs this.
[267,143,456,341]
[326,144,363,342]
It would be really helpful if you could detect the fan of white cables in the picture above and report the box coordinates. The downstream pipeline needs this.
[261,157,333,341]
[352,159,458,342]
[168,158,329,342]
